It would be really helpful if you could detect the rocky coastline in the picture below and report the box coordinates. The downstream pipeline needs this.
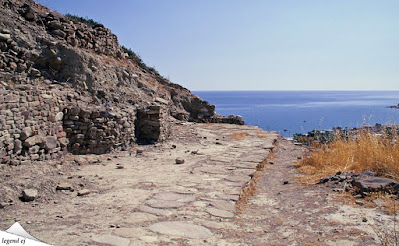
[1,1,398,245]
[387,104,399,109]
[293,123,397,145]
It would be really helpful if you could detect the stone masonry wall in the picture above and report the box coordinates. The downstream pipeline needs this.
[0,78,67,165]
[0,76,138,164]
[0,0,244,165]
[64,106,136,154]
[135,105,170,144]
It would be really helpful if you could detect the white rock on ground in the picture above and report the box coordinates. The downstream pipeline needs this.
[91,234,130,246]
[147,221,213,239]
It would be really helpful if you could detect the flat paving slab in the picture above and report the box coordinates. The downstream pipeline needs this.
[147,221,213,239]
[0,123,278,245]
[1,124,395,245]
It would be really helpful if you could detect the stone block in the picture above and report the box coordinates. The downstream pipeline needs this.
[21,189,38,202]
[44,136,57,150]
[55,112,64,121]
[14,139,22,151]
[23,135,43,147]
[20,127,33,140]
[10,160,20,166]
[69,115,79,120]
[20,160,31,165]
[56,131,66,138]
[69,107,80,116]
[28,145,40,154]
[4,95,19,103]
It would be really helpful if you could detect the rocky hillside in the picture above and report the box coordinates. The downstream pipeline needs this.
[0,0,221,120]
[0,0,243,164]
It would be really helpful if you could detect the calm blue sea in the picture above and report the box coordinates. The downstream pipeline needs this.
[194,91,399,137]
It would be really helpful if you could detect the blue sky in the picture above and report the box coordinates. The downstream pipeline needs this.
[37,0,399,91]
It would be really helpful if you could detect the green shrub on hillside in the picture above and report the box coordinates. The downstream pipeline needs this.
[121,46,164,78]
[64,13,168,81]
[121,46,146,68]
[65,14,101,26]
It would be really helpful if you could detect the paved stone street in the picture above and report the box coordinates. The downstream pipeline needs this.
[0,123,278,245]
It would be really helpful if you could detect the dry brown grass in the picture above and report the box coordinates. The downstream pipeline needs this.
[236,160,268,212]
[364,192,399,215]
[294,131,399,183]
[230,132,249,140]
[255,132,268,138]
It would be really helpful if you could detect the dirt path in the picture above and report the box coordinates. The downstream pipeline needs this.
[1,123,279,245]
[224,139,397,246]
[1,126,397,246]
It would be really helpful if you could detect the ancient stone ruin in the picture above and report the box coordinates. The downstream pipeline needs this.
[0,75,177,164]
[0,0,244,165]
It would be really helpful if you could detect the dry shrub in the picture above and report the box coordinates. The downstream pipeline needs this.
[236,160,268,212]
[255,132,268,138]
[268,151,276,161]
[230,132,249,140]
[294,130,399,182]
[364,192,399,215]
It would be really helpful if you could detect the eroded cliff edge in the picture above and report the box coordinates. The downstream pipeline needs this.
[0,0,243,164]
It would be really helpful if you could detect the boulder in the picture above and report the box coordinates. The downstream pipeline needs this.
[56,183,72,190]
[21,189,38,202]
[13,139,22,152]
[20,127,32,140]
[52,30,66,38]
[155,97,168,105]
[44,136,58,150]
[0,33,11,41]
[175,158,185,164]
[29,68,41,77]
[23,135,43,147]
[69,107,80,116]
[47,20,63,30]
[28,145,40,154]
[10,160,20,166]
[77,189,90,196]
[58,137,69,147]
[56,131,66,138]
[17,62,27,72]
[352,176,399,194]
[24,5,36,21]
[55,112,64,121]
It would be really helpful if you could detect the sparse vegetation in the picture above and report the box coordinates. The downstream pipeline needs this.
[236,160,268,212]
[255,132,269,138]
[65,13,168,82]
[65,14,102,26]
[230,132,248,140]
[121,46,146,69]
[295,129,399,182]
[121,45,169,82]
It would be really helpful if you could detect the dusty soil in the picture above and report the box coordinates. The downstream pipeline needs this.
[227,139,398,246]
[0,123,277,245]
[0,123,397,246]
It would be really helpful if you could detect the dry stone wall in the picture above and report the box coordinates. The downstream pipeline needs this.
[0,76,140,164]
[0,0,246,125]
[0,0,245,165]
[135,105,171,144]
[0,78,68,165]
[63,106,136,154]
